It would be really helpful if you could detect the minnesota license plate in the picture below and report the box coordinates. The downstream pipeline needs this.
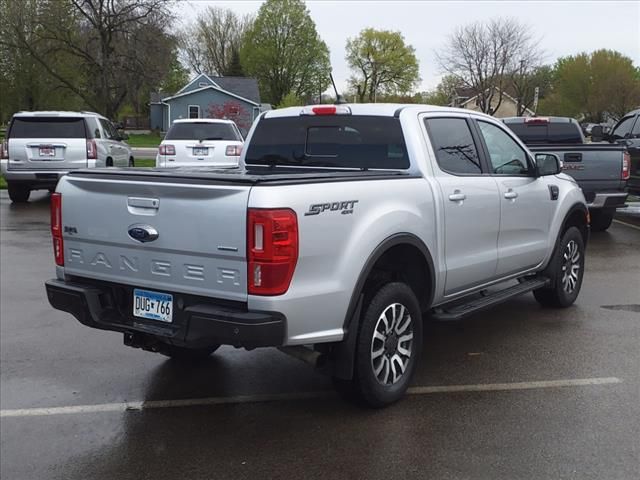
[193,147,208,156]
[133,289,173,323]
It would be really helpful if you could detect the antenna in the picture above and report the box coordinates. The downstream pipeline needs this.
[330,73,346,104]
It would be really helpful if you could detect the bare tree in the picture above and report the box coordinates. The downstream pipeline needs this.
[437,18,543,115]
[179,7,253,76]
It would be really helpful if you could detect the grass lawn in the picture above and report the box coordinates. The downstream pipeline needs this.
[0,158,156,189]
[126,133,162,148]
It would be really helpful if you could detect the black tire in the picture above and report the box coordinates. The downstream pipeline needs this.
[589,209,614,232]
[128,157,135,167]
[159,344,220,360]
[534,226,585,308]
[7,184,30,203]
[106,157,113,167]
[349,282,423,408]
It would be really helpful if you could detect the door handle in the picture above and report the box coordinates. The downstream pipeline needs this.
[448,191,466,202]
[504,189,518,200]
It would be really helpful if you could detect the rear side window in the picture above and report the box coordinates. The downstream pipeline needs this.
[9,117,86,139]
[245,116,409,169]
[505,121,582,144]
[611,116,636,140]
[424,118,482,175]
[165,122,239,141]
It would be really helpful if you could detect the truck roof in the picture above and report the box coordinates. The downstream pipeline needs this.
[171,118,236,124]
[264,103,495,119]
[13,111,106,119]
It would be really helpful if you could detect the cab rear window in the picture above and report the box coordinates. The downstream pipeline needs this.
[245,116,410,169]
[504,122,582,144]
[165,122,239,141]
[10,117,86,139]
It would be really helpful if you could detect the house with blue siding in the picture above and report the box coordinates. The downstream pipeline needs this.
[150,73,269,135]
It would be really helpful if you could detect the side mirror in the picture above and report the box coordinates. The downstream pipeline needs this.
[535,153,562,176]
[117,130,129,141]
[590,125,603,142]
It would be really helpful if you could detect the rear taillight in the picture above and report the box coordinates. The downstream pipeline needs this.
[525,117,549,124]
[622,151,630,180]
[300,105,352,116]
[0,141,8,159]
[225,145,242,156]
[51,193,64,266]
[247,208,298,295]
[159,144,175,155]
[86,139,97,160]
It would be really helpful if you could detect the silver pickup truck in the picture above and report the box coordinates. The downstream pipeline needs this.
[502,116,629,231]
[45,104,589,407]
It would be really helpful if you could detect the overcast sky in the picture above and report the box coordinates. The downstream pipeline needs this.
[176,0,640,93]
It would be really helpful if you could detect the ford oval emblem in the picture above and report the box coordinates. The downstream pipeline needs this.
[128,224,159,243]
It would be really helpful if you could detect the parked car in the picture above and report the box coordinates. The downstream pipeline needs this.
[604,109,640,195]
[0,111,134,203]
[155,119,243,168]
[502,116,629,231]
[45,104,588,407]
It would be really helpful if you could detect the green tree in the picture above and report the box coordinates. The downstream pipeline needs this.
[161,52,190,95]
[346,28,420,103]
[241,0,331,106]
[278,92,303,108]
[539,50,640,121]
[1,0,175,119]
[421,75,464,106]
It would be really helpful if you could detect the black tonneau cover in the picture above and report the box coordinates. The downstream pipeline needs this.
[67,166,419,186]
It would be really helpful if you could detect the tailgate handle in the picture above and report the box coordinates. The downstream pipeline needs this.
[128,197,159,209]
[564,153,582,162]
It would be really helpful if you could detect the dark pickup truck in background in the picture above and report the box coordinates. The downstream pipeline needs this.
[503,116,630,231]
[605,109,640,195]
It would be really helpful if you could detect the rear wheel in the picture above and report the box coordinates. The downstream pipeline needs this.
[7,183,30,203]
[106,157,113,167]
[128,157,135,167]
[589,209,614,232]
[159,344,220,361]
[534,226,585,308]
[349,282,422,408]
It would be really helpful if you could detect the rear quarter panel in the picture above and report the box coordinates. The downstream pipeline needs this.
[247,177,437,345]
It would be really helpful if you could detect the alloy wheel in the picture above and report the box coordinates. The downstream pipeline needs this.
[370,303,414,385]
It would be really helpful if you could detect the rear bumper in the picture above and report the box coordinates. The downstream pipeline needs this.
[45,278,286,349]
[0,165,68,187]
[586,192,628,209]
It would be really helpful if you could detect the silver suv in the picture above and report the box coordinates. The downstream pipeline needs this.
[0,111,134,203]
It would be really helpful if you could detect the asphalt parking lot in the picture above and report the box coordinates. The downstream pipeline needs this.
[1,191,639,480]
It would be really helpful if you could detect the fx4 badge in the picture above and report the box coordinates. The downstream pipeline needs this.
[305,200,359,216]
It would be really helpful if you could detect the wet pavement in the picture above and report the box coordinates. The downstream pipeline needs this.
[1,191,639,480]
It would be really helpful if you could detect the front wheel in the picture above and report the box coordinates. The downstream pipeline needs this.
[128,157,135,167]
[350,282,422,408]
[534,226,585,308]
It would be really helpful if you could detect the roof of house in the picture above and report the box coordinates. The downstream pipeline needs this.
[208,76,261,104]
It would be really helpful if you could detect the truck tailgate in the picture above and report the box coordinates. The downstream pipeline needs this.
[528,144,625,193]
[60,174,249,301]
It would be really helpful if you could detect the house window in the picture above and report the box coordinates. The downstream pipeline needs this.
[198,82,208,88]
[188,105,200,119]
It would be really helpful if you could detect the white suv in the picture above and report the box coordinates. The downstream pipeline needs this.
[155,119,244,168]
[0,111,134,203]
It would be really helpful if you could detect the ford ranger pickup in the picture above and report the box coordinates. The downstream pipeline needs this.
[45,104,589,407]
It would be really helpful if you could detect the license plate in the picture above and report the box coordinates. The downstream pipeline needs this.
[39,146,55,157]
[133,289,173,323]
[193,147,208,156]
